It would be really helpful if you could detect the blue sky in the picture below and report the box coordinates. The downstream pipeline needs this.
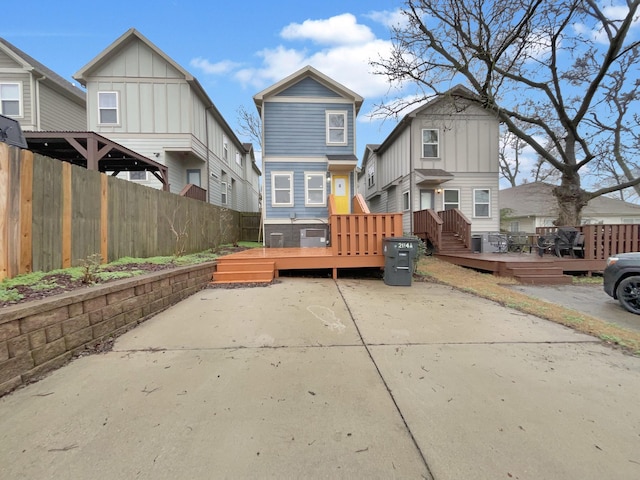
[3,0,408,165]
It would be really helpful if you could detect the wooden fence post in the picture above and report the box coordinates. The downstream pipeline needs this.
[19,149,33,274]
[0,143,8,281]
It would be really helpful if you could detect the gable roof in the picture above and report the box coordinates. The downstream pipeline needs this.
[73,28,250,155]
[253,65,364,115]
[374,84,486,155]
[500,182,640,217]
[0,37,85,103]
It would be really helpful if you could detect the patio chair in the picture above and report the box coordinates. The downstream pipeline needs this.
[554,227,579,257]
[488,233,508,253]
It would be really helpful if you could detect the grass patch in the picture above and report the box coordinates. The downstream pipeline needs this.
[416,256,640,355]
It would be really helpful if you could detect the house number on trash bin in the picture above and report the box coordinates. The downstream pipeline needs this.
[397,242,414,249]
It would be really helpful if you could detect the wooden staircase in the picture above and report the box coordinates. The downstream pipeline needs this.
[438,231,470,254]
[500,260,573,285]
[212,258,275,284]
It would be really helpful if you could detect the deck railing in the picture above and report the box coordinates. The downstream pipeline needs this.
[413,208,471,250]
[328,195,403,256]
[413,209,443,248]
[179,183,207,202]
[537,224,640,260]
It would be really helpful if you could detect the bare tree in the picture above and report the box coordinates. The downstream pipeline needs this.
[236,105,262,150]
[372,0,640,225]
[499,126,526,187]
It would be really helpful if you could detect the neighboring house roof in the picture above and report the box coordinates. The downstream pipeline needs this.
[374,84,483,156]
[500,182,640,217]
[242,143,262,175]
[0,37,86,103]
[73,28,248,153]
[252,65,364,115]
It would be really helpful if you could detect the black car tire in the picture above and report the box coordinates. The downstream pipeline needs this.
[616,275,640,315]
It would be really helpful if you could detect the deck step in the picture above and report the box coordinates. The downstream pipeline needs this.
[212,261,275,284]
[505,266,564,277]
[512,274,573,285]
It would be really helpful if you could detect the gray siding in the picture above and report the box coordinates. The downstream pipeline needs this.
[276,77,341,98]
[38,82,86,130]
[263,102,355,156]
[0,49,22,68]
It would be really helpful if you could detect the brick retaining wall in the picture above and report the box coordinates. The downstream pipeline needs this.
[0,262,216,396]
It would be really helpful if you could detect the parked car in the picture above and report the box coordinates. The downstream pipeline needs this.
[603,252,640,314]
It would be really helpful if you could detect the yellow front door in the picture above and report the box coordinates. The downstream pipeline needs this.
[332,175,350,214]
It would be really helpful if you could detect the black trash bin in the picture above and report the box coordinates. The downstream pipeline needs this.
[471,234,483,253]
[383,237,419,286]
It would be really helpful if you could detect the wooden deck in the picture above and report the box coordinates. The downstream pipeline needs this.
[212,247,386,283]
[436,252,606,285]
[212,248,606,285]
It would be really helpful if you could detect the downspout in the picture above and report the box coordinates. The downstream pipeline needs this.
[34,75,44,130]
[205,105,214,204]
[409,123,414,234]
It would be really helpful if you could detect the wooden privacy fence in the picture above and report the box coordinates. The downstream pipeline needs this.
[0,144,240,281]
[536,224,640,260]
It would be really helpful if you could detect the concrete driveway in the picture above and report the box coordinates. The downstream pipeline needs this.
[510,283,640,333]
[1,278,640,479]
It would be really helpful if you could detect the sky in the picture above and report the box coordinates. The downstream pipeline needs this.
[2,0,410,167]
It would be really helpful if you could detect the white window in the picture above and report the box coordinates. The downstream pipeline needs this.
[272,172,294,207]
[367,164,375,188]
[510,222,520,232]
[326,111,347,145]
[422,129,439,158]
[473,189,490,217]
[187,169,201,187]
[223,136,229,163]
[129,171,147,181]
[443,189,460,210]
[403,190,410,211]
[305,172,326,206]
[98,92,119,124]
[221,182,228,204]
[0,83,20,116]
[235,150,242,166]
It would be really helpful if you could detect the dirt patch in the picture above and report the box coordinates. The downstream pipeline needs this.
[0,246,251,308]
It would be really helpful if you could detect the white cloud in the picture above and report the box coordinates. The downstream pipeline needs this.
[280,13,375,46]
[365,9,408,29]
[190,58,241,75]
[234,39,394,98]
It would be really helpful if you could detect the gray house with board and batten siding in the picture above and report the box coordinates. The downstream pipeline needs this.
[73,29,260,212]
[358,85,500,236]
[0,37,86,132]
[254,66,363,247]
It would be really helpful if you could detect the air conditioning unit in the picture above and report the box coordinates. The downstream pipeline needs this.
[300,228,326,248]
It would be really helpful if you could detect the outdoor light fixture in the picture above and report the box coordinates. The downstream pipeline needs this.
[436,188,442,194]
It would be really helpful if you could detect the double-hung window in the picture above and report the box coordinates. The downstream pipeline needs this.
[221,181,228,204]
[326,111,347,145]
[0,83,21,116]
[443,189,460,210]
[272,172,293,207]
[367,164,375,188]
[422,129,439,158]
[403,190,410,211]
[305,173,326,207]
[98,92,119,124]
[223,136,229,163]
[473,189,490,217]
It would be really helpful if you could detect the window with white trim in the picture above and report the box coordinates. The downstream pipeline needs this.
[422,129,439,158]
[221,181,228,204]
[510,222,520,232]
[187,169,201,187]
[367,164,375,188]
[98,92,118,124]
[223,136,229,163]
[272,172,294,207]
[326,111,347,145]
[473,188,490,217]
[443,189,459,210]
[235,150,242,166]
[403,190,410,211]
[305,172,326,206]
[0,83,20,116]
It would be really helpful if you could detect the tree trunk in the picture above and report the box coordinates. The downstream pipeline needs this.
[552,179,589,226]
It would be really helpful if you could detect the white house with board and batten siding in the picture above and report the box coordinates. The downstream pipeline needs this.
[73,28,260,212]
[358,85,500,240]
